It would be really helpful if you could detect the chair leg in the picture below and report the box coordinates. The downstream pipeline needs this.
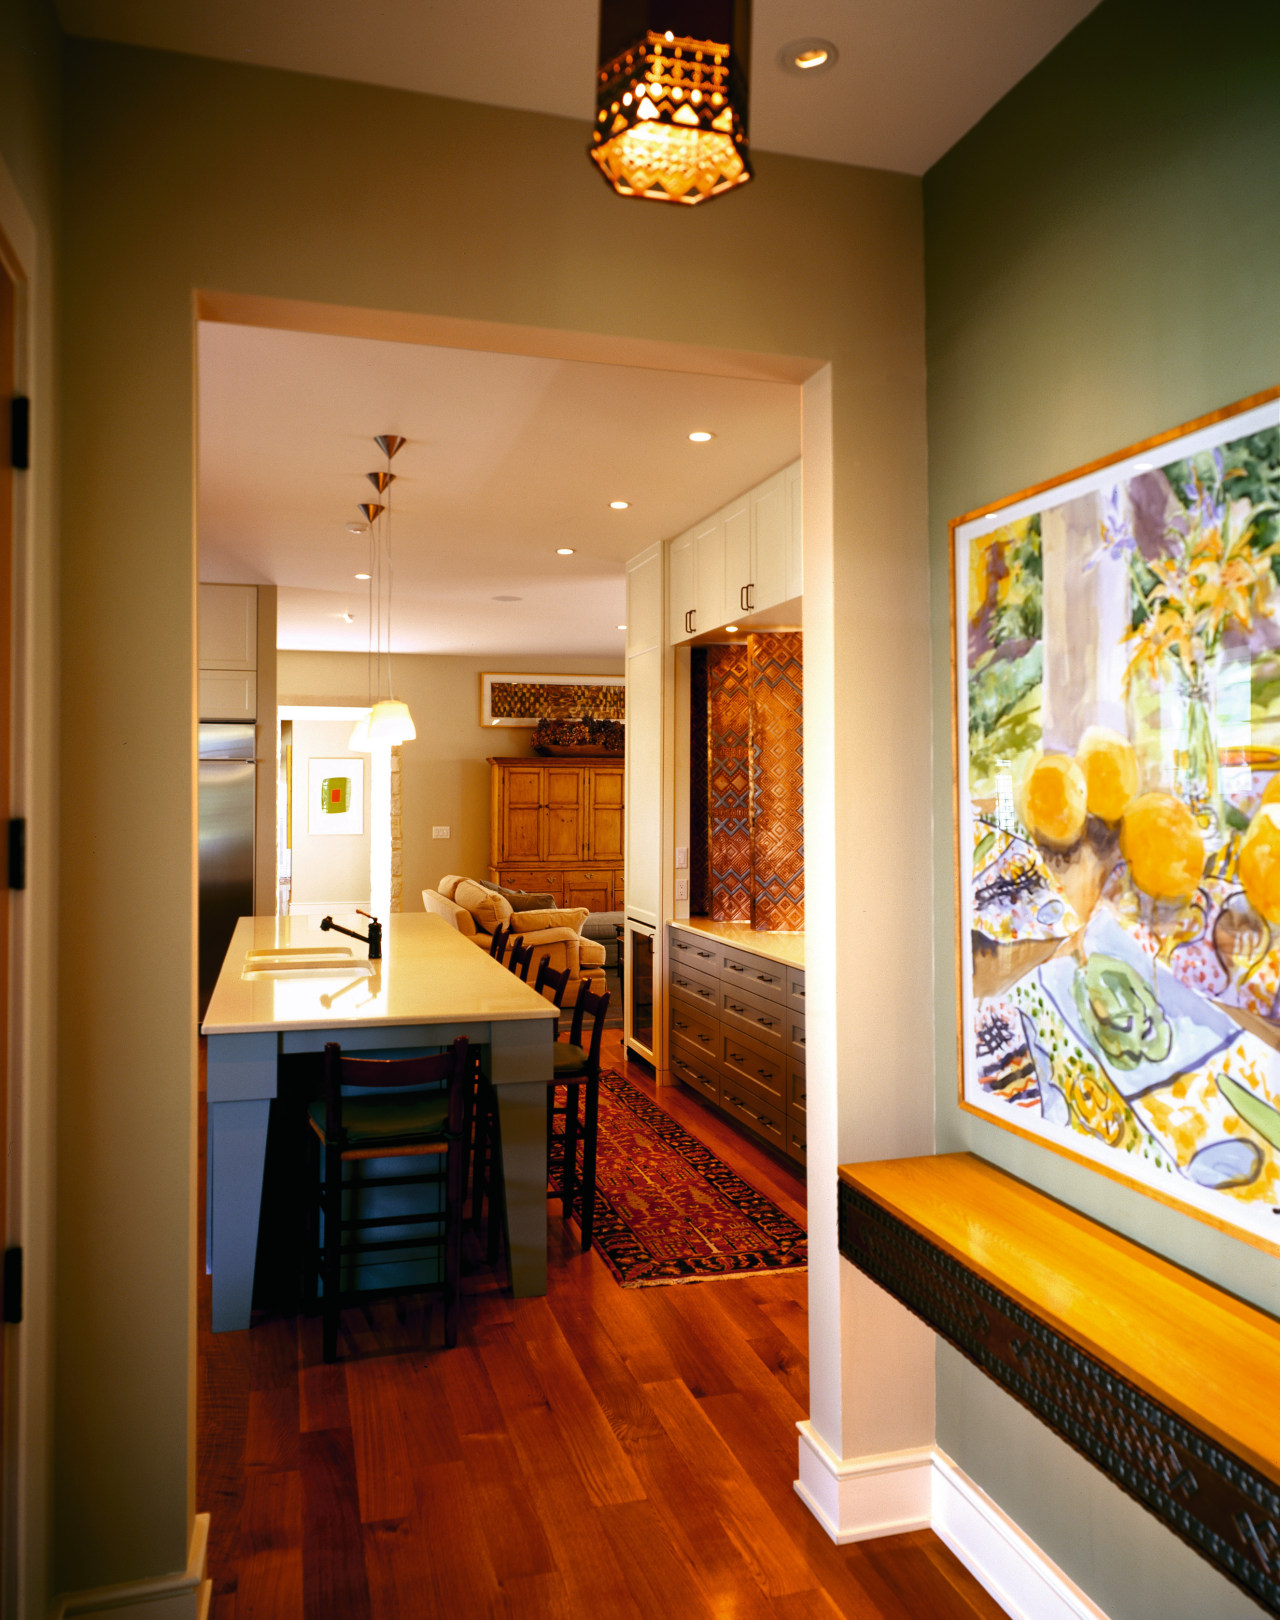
[580,1080,599,1253]
[303,1127,319,1311]
[321,1142,342,1362]
[458,1073,475,1221]
[561,1082,579,1222]
[487,1094,507,1267]
[471,1081,489,1235]
[444,1138,463,1349]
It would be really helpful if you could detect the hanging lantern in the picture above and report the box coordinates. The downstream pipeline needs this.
[590,1,752,206]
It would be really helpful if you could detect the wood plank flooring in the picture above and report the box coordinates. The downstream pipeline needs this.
[198,1033,1008,1619]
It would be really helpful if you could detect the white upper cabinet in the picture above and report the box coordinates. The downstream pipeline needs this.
[198,583,257,669]
[666,459,801,643]
[668,529,696,645]
[627,543,663,656]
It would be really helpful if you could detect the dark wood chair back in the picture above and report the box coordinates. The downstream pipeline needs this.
[508,937,535,980]
[488,922,512,962]
[321,1038,471,1150]
[533,956,571,1007]
[565,984,609,1077]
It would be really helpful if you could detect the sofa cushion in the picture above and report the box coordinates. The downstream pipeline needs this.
[477,877,556,912]
[453,878,514,936]
[436,874,466,901]
[422,888,477,937]
[508,906,590,936]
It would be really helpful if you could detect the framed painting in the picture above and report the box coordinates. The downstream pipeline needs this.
[953,385,1280,1252]
[479,672,626,727]
[308,757,364,835]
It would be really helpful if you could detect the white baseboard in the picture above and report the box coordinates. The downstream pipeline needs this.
[794,1422,933,1542]
[795,1429,1110,1620]
[54,1512,211,1619]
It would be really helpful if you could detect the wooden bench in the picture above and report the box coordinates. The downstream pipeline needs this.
[838,1152,1280,1616]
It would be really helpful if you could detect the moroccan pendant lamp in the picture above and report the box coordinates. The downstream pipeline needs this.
[589,0,752,206]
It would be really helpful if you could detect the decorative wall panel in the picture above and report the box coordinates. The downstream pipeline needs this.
[706,644,753,923]
[749,633,804,931]
[689,648,711,916]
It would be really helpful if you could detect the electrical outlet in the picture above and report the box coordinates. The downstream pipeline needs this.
[432,826,451,839]
[674,877,689,901]
[674,846,688,869]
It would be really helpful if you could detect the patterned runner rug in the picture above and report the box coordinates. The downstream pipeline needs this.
[549,1070,807,1287]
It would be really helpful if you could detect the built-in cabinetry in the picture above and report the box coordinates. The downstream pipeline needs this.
[489,756,625,911]
[198,583,259,721]
[666,924,806,1167]
[668,461,801,644]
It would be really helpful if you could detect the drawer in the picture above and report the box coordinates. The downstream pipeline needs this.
[719,981,786,1050]
[566,868,615,883]
[669,959,718,1013]
[669,1038,719,1105]
[718,945,789,1005]
[499,870,564,904]
[788,1058,806,1115]
[787,967,806,1015]
[718,1083,786,1152]
[669,929,720,974]
[785,1110,806,1167]
[784,1013,806,1067]
[668,1002,718,1060]
[719,1025,786,1111]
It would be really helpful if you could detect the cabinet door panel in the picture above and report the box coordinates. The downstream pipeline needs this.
[588,768,624,861]
[545,767,583,807]
[506,766,542,807]
[504,807,542,861]
[751,475,789,612]
[723,498,751,615]
[564,877,610,912]
[546,808,582,860]
[694,513,726,634]
[669,530,695,644]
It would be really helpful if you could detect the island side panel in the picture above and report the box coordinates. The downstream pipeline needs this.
[489,1017,553,1297]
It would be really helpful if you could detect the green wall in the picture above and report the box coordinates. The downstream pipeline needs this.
[926,2,1280,1614]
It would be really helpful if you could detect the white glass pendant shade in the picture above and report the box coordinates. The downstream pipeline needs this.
[368,699,416,744]
[348,713,373,751]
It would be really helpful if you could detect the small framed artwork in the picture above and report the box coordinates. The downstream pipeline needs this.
[953,384,1280,1252]
[480,672,626,727]
[308,757,364,835]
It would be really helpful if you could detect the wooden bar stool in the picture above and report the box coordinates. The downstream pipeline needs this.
[549,984,610,1252]
[306,1037,471,1361]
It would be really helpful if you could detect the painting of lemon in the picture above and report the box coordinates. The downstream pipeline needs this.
[1119,792,1204,901]
[1260,775,1280,810]
[1075,726,1138,823]
[1020,753,1087,849]
[1239,804,1280,923]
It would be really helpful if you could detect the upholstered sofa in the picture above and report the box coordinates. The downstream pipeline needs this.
[422,875,607,1004]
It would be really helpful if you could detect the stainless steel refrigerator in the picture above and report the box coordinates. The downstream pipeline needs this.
[199,723,256,1015]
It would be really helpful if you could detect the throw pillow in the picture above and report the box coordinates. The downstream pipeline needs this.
[454,878,514,936]
[509,906,590,935]
[436,874,465,901]
[477,877,556,911]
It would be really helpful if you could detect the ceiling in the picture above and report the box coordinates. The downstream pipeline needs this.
[198,323,801,657]
[56,0,1100,176]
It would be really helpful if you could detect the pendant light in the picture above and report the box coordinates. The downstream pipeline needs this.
[348,436,415,750]
[589,1,752,206]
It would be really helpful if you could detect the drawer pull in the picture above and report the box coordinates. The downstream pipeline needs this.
[698,950,714,960]
[756,1015,774,1028]
[757,1068,771,1078]
[727,962,745,974]
[728,1001,744,1014]
[674,1019,688,1032]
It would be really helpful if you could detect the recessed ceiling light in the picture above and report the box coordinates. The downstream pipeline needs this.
[354,572,370,580]
[725,624,739,633]
[346,522,367,535]
[617,623,627,630]
[778,38,839,75]
[493,594,523,602]
[609,500,630,510]
[688,431,714,443]
[556,547,575,555]
[340,611,354,623]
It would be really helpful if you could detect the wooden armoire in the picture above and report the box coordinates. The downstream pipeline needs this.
[488,756,624,911]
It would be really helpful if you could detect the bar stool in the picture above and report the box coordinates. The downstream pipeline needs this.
[508,937,535,980]
[548,984,610,1252]
[306,1037,471,1361]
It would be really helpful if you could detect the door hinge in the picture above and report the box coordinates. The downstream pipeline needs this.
[8,818,24,890]
[9,396,29,471]
[3,1248,21,1324]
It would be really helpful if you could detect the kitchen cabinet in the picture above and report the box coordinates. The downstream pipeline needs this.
[489,757,625,911]
[198,583,259,720]
[667,923,806,1167]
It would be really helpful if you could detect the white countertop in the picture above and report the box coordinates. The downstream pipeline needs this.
[202,911,556,1036]
[669,917,805,970]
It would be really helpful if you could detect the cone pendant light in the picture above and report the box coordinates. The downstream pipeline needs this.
[590,0,752,205]
[349,435,415,750]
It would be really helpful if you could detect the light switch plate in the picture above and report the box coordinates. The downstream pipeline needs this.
[674,846,688,869]
[432,826,450,839]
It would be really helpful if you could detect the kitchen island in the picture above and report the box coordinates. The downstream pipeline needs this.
[201,911,555,1331]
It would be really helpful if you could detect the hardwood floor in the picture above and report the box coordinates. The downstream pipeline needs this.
[198,1032,1007,1618]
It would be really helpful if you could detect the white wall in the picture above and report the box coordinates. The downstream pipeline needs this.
[289,717,370,908]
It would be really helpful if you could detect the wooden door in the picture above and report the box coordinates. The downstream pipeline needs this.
[564,874,611,912]
[587,765,624,862]
[502,764,543,862]
[544,767,584,860]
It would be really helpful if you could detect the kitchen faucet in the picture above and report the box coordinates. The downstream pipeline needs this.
[320,909,382,959]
